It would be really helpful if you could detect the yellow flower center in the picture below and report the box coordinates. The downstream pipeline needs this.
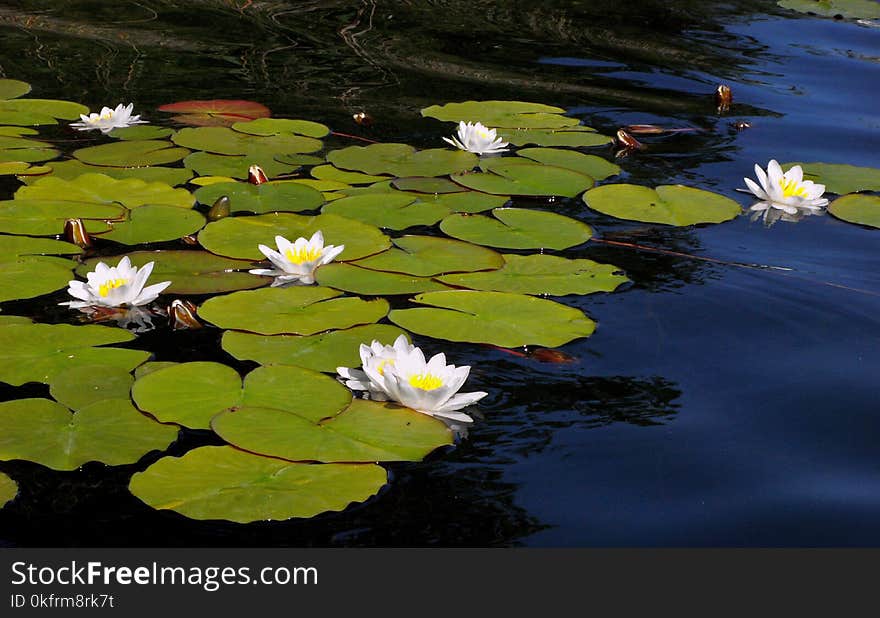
[408,373,444,391]
[779,177,808,198]
[100,111,113,120]
[98,278,128,297]
[285,246,322,264]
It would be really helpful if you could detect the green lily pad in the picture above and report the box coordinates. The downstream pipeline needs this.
[0,472,16,508]
[828,194,880,229]
[0,162,36,175]
[0,127,38,136]
[96,204,206,245]
[777,0,880,18]
[0,98,89,120]
[183,151,300,180]
[49,365,134,411]
[0,199,125,235]
[315,263,452,295]
[221,324,409,372]
[583,184,742,226]
[321,193,450,229]
[0,321,149,386]
[440,208,592,250]
[451,161,594,197]
[500,127,613,148]
[172,126,322,157]
[425,191,509,213]
[389,290,596,347]
[232,118,330,138]
[352,235,503,276]
[0,255,74,303]
[78,250,266,295]
[16,173,195,209]
[198,286,389,335]
[74,140,190,167]
[239,364,353,423]
[515,147,621,180]
[0,397,178,471]
[421,100,578,129]
[129,445,387,523]
[0,134,59,162]
[108,125,174,141]
[0,110,57,126]
[198,212,390,261]
[292,178,350,192]
[784,162,880,195]
[311,165,389,185]
[131,361,243,429]
[391,177,464,194]
[437,254,628,296]
[194,181,324,214]
[274,153,325,167]
[0,79,31,100]
[213,398,452,464]
[19,159,193,187]
[0,235,81,260]
[327,143,478,177]
[134,362,179,379]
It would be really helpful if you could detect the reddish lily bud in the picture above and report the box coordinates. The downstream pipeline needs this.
[615,129,645,150]
[715,84,732,112]
[353,111,373,127]
[168,299,202,330]
[247,164,268,185]
[64,218,92,248]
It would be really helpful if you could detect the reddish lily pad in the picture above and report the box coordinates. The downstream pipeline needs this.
[158,99,271,125]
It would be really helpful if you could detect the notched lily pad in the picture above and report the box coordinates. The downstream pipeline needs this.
[0,255,74,303]
[452,161,594,197]
[500,126,612,147]
[74,140,190,167]
[828,194,880,229]
[0,199,125,235]
[184,151,300,180]
[784,162,880,195]
[221,324,409,373]
[232,118,330,138]
[16,173,195,209]
[315,262,453,295]
[129,445,387,523]
[0,79,31,100]
[389,290,596,347]
[49,364,134,411]
[198,286,390,335]
[0,321,149,387]
[20,159,193,187]
[327,143,478,177]
[198,212,389,261]
[437,254,629,296]
[583,184,742,226]
[353,234,503,276]
[422,100,578,129]
[440,208,592,250]
[194,181,324,214]
[0,397,178,471]
[78,250,266,295]
[95,204,206,245]
[321,192,450,230]
[514,147,621,180]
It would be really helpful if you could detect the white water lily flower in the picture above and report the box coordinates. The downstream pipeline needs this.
[443,121,509,155]
[70,103,148,134]
[342,342,487,423]
[744,159,828,215]
[60,256,171,309]
[337,334,417,400]
[249,231,344,286]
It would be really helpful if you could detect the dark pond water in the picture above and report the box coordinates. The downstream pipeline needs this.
[0,0,878,546]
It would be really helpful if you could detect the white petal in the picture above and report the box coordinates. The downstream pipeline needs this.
[744,177,769,201]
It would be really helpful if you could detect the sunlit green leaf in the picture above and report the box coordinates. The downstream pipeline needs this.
[0,235,81,261]
[440,208,592,250]
[500,126,612,147]
[49,365,134,411]
[19,159,193,187]
[0,79,31,100]
[198,286,389,335]
[392,177,464,193]
[78,250,265,295]
[16,173,195,209]
[108,125,174,141]
[172,126,322,156]
[129,446,387,523]
[194,180,324,214]
[0,321,149,386]
[315,262,453,295]
[221,324,409,372]
[0,398,178,470]
[0,98,88,120]
[321,193,450,229]
[96,204,206,245]
[0,199,125,235]
[312,165,390,185]
[777,0,880,18]
[514,147,620,180]
[183,151,299,180]
[0,255,73,303]
[828,194,880,229]
[0,471,16,508]
[451,161,594,197]
[421,100,578,128]
[583,184,742,226]
[437,254,628,295]
[74,140,190,167]
[198,212,389,261]
[232,118,330,138]
[328,143,477,177]
[389,290,595,347]
[352,235,503,276]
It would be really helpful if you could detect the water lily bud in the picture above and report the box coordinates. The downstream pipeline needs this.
[182,235,200,246]
[529,348,577,364]
[247,164,268,185]
[353,111,373,126]
[207,195,231,221]
[168,299,202,330]
[615,129,644,150]
[732,121,751,131]
[716,84,732,112]
[63,218,92,248]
